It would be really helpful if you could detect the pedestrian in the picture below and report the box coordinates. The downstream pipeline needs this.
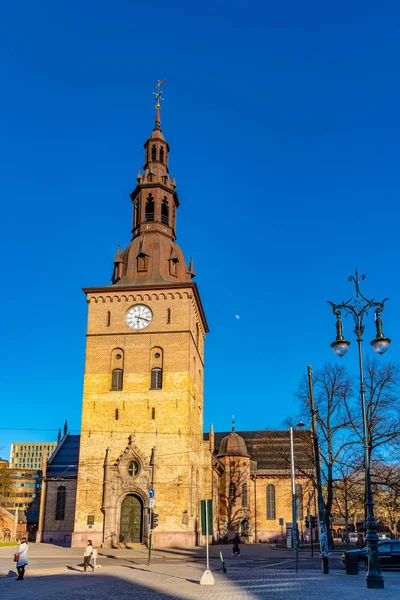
[231,532,241,557]
[83,539,95,572]
[15,537,29,580]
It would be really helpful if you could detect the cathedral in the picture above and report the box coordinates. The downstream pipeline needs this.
[37,95,312,548]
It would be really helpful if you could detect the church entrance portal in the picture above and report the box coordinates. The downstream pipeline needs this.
[119,494,143,544]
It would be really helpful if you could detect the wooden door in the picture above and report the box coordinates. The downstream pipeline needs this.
[119,495,143,543]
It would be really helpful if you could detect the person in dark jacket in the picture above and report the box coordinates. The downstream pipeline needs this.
[232,532,241,557]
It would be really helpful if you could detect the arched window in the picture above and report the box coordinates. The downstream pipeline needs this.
[266,484,276,520]
[145,195,154,222]
[295,484,303,520]
[111,369,123,391]
[151,368,162,389]
[161,198,169,225]
[55,486,66,521]
[151,145,157,161]
[241,483,248,507]
[229,482,236,506]
[159,146,165,163]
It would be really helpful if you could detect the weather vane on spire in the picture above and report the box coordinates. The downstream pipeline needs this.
[153,79,166,109]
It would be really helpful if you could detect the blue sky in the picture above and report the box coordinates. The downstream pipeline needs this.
[1,1,399,456]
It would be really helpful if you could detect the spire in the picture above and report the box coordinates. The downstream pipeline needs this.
[232,414,235,432]
[63,420,68,436]
[57,429,61,444]
[113,244,122,264]
[187,257,196,279]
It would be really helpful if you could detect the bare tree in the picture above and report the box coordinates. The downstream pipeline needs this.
[296,363,357,546]
[0,464,12,507]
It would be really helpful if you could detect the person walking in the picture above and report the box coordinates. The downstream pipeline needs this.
[83,540,95,572]
[15,537,28,580]
[231,532,241,557]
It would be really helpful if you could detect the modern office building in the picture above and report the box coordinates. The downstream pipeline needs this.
[10,442,57,469]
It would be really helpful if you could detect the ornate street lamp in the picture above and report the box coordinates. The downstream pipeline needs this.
[328,269,390,589]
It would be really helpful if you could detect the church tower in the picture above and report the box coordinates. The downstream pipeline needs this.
[72,90,209,547]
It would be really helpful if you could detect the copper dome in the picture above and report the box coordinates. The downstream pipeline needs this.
[217,430,249,458]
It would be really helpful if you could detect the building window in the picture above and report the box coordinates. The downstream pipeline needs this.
[87,515,95,526]
[145,195,154,221]
[161,198,169,225]
[151,368,162,389]
[55,486,66,521]
[151,145,156,161]
[266,484,276,520]
[241,484,248,507]
[167,308,171,324]
[115,408,119,420]
[151,407,155,419]
[196,323,199,347]
[137,254,148,272]
[169,259,177,276]
[111,369,123,391]
[160,146,165,163]
[295,484,303,520]
[107,311,111,327]
[229,483,236,506]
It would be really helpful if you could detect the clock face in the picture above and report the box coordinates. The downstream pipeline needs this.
[126,305,153,330]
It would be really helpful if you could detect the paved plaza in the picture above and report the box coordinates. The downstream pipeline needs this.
[1,544,400,599]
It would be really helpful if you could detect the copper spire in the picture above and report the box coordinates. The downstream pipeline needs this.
[113,244,122,264]
[152,79,166,131]
[187,257,196,278]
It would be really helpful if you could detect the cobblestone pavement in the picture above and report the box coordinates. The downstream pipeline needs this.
[1,563,400,600]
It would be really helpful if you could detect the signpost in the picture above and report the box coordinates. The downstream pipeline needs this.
[147,489,156,566]
[200,499,214,585]
[279,518,284,543]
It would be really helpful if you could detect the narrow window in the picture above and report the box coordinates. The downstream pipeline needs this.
[195,323,199,347]
[295,484,303,520]
[266,484,276,520]
[151,407,155,420]
[169,260,177,276]
[151,368,162,389]
[160,146,165,163]
[107,311,111,327]
[145,195,154,222]
[151,145,157,161]
[242,483,248,507]
[137,255,148,272]
[229,482,236,506]
[161,198,169,225]
[111,369,123,391]
[167,308,171,324]
[55,486,66,520]
[115,408,119,420]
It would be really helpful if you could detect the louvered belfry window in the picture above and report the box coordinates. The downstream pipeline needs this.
[151,368,162,389]
[151,145,157,161]
[111,369,123,391]
[55,486,66,521]
[229,482,236,506]
[266,484,276,520]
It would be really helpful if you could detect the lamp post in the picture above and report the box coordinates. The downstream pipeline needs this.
[328,269,390,589]
[290,420,305,573]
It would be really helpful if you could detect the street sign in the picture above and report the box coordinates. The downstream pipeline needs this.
[149,498,155,508]
[279,518,284,526]
[149,488,154,498]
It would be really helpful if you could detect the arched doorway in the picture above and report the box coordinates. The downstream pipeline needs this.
[119,494,143,543]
